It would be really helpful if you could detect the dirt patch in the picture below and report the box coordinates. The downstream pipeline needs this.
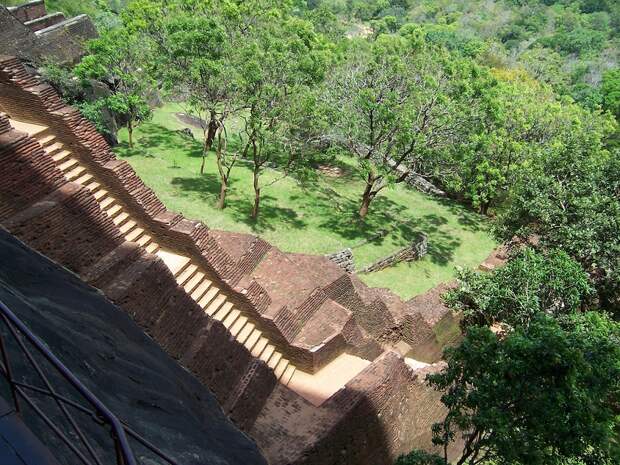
[175,112,207,130]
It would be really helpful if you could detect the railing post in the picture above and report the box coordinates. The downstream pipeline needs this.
[0,320,20,413]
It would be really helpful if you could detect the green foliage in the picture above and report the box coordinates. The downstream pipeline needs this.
[394,450,445,465]
[428,312,620,465]
[602,68,620,120]
[495,115,620,313]
[75,26,154,146]
[446,248,593,328]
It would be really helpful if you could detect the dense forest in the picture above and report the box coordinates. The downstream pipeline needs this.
[13,0,619,463]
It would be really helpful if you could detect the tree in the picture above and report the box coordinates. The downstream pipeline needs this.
[124,0,235,175]
[323,29,482,219]
[426,312,620,465]
[75,27,153,148]
[602,68,620,121]
[495,113,620,314]
[234,3,330,219]
[446,248,593,329]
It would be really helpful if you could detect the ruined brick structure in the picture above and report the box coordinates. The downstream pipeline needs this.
[0,55,476,464]
[0,1,97,65]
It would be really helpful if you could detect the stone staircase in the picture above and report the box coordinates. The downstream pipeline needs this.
[11,119,297,385]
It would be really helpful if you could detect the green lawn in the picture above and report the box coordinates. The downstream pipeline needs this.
[115,104,497,299]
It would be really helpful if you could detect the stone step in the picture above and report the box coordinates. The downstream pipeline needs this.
[251,337,269,358]
[237,322,255,344]
[85,181,100,191]
[244,329,262,352]
[93,189,108,201]
[136,234,153,247]
[119,220,136,235]
[260,344,275,363]
[198,287,219,309]
[125,227,144,242]
[99,196,115,210]
[221,307,241,329]
[145,242,160,254]
[105,204,123,219]
[75,173,93,185]
[274,358,289,379]
[281,365,296,385]
[65,165,85,180]
[267,351,282,369]
[230,315,248,337]
[213,301,234,322]
[45,142,64,157]
[176,264,198,287]
[51,149,70,162]
[184,271,205,294]
[58,158,78,172]
[190,279,211,301]
[38,134,56,147]
[156,250,191,277]
[205,294,226,316]
[112,212,129,226]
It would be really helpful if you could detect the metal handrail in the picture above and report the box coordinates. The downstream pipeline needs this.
[0,298,179,465]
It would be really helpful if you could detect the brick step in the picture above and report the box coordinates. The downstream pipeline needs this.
[9,119,303,385]
[281,365,296,385]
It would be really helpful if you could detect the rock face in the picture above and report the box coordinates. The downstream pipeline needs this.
[325,248,355,273]
[0,2,97,65]
[0,228,268,465]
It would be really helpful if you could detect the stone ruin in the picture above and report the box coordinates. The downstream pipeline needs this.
[0,55,508,463]
[0,0,97,65]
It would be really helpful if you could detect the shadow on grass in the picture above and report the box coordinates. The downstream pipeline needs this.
[436,197,487,233]
[136,123,204,158]
[171,174,222,199]
[318,194,461,266]
[171,176,307,233]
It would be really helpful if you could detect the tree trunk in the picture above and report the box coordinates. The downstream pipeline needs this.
[200,114,219,175]
[217,179,228,209]
[358,173,377,219]
[127,120,133,148]
[359,190,372,219]
[252,169,260,219]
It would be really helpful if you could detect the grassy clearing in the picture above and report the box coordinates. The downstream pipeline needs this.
[115,103,497,299]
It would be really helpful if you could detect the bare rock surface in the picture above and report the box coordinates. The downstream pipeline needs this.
[0,228,267,465]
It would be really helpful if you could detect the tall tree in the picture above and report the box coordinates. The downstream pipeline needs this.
[445,248,593,329]
[234,3,330,219]
[427,312,620,465]
[323,29,482,218]
[75,26,153,148]
[495,113,620,313]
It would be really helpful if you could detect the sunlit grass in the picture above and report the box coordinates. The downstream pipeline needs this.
[115,103,497,299]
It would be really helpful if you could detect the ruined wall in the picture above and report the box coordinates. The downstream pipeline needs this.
[7,1,46,22]
[325,248,355,273]
[0,113,277,432]
[0,56,345,371]
[360,234,428,273]
[252,353,460,465]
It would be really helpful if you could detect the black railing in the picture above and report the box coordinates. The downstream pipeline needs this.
[0,299,179,465]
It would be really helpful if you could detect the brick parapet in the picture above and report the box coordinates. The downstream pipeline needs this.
[0,56,354,372]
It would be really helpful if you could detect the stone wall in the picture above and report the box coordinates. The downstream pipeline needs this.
[0,56,330,371]
[325,248,355,273]
[7,1,45,22]
[0,3,96,65]
[361,233,428,273]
